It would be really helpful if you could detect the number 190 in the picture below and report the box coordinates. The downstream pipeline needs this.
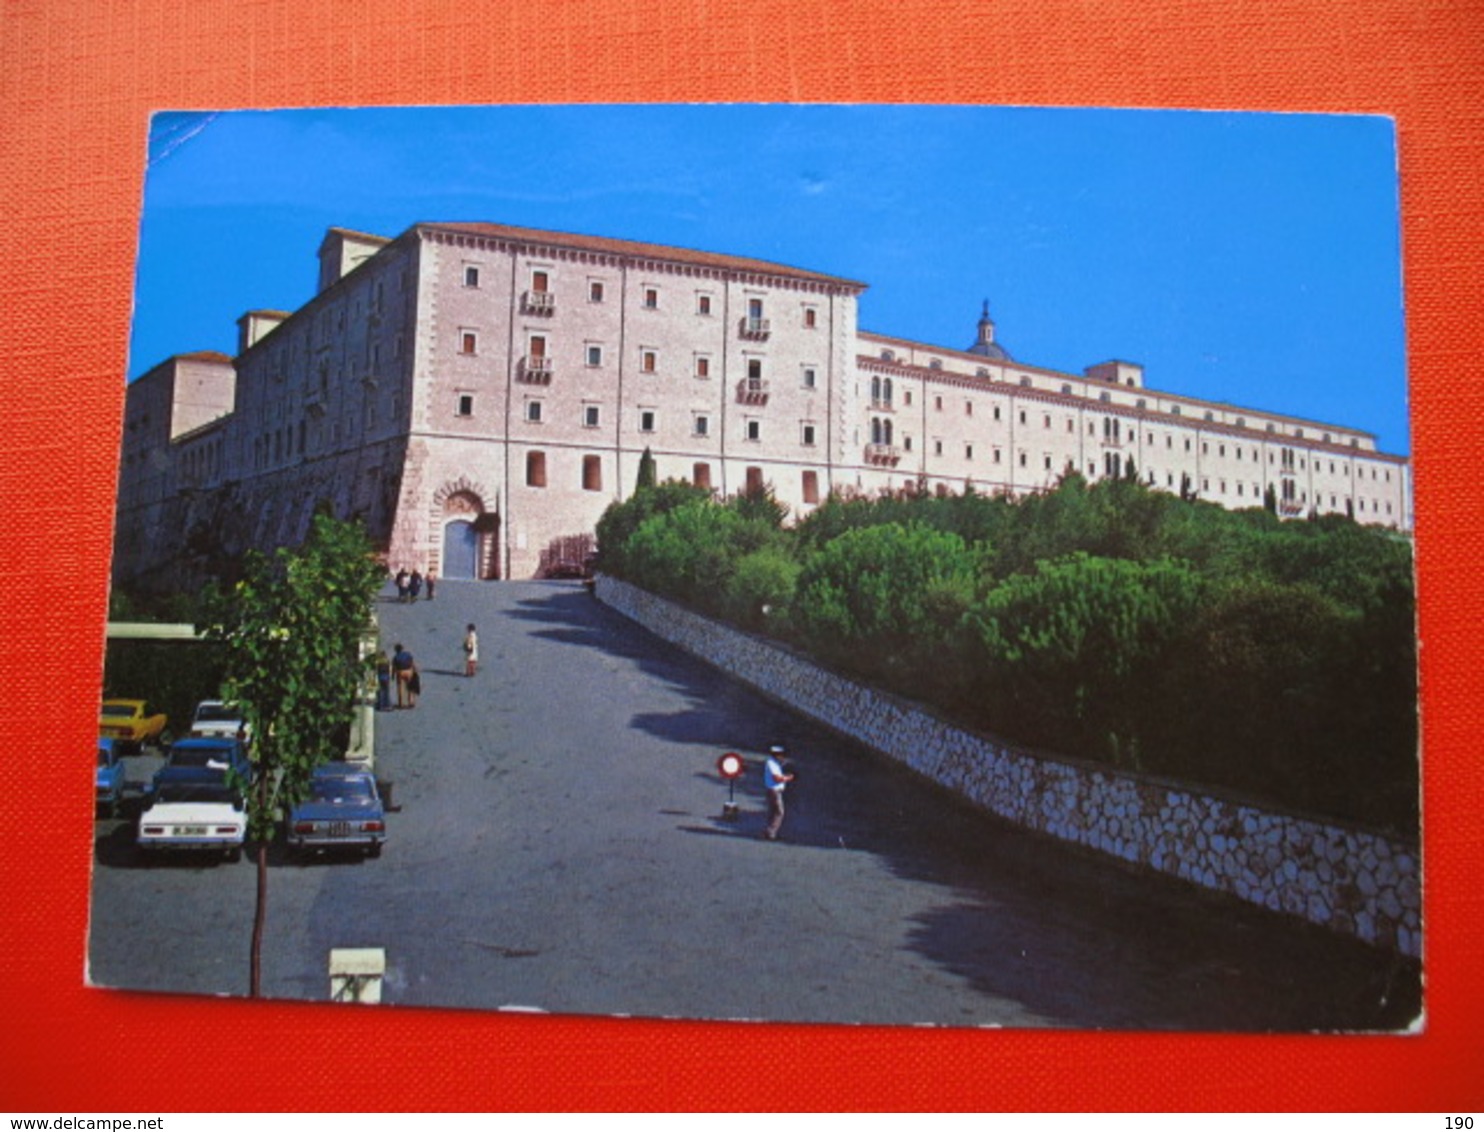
[1445,1119,1474,1130]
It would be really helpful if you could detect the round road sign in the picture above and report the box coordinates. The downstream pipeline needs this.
[717,751,745,779]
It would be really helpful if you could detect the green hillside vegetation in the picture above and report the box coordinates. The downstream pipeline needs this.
[597,472,1418,833]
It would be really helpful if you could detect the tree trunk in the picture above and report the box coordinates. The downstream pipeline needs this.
[249,776,269,997]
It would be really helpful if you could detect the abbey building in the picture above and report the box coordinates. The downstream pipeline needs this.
[113,221,1411,588]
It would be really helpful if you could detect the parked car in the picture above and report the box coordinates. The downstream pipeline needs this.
[287,763,386,858]
[189,699,249,743]
[99,699,168,750]
[148,735,252,796]
[137,779,246,861]
[96,738,125,818]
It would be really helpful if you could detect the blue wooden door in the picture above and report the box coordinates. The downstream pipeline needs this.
[443,520,479,580]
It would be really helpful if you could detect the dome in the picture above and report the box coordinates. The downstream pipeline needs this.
[966,300,1012,362]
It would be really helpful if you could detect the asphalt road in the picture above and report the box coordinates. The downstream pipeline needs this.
[88,579,1421,1030]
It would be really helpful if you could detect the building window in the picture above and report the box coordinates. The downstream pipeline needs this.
[966,401,974,416]
[464,265,480,288]
[584,405,601,428]
[457,395,474,417]
[746,419,761,442]
[696,356,711,379]
[966,444,974,460]
[526,400,542,423]
[590,280,605,303]
[697,293,712,315]
[640,410,656,433]
[904,390,912,406]
[460,331,477,355]
[934,440,943,456]
[694,414,710,437]
[802,469,820,504]
[644,287,659,309]
[801,423,817,446]
[803,306,818,329]
[641,350,657,374]
[802,366,817,389]
[531,270,549,294]
[934,395,943,411]
[587,345,603,367]
[583,455,603,492]
[526,451,547,487]
[746,466,764,493]
[693,462,712,489]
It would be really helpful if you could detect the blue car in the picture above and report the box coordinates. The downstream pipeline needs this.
[96,738,125,818]
[148,736,253,796]
[288,763,386,858]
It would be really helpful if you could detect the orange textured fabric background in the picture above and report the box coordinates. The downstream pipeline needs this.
[2,0,1481,1111]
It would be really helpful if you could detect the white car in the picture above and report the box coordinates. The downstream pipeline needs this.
[190,700,249,743]
[137,779,247,861]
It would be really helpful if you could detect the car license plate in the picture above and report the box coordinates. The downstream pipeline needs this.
[328,822,350,837]
[176,825,207,836]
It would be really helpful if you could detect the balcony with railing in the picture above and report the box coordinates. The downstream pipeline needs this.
[864,442,903,466]
[518,355,553,384]
[736,378,770,405]
[739,316,771,340]
[522,290,556,315]
[869,398,895,412]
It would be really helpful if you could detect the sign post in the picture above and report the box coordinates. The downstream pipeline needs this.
[717,751,745,820]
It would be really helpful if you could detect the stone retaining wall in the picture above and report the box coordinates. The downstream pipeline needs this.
[596,575,1422,958]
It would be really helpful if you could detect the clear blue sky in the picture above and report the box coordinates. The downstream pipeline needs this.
[130,105,1409,454]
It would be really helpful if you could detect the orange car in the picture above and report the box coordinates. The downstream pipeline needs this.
[99,698,169,749]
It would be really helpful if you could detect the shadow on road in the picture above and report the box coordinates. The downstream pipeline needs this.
[493,583,1421,1032]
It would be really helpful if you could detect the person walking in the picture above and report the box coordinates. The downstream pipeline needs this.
[463,623,479,677]
[425,570,437,601]
[762,744,794,841]
[394,568,410,603]
[392,642,417,708]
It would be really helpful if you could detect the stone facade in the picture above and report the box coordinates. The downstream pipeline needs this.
[114,221,1411,591]
[596,575,1422,958]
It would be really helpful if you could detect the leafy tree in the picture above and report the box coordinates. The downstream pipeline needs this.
[594,478,711,578]
[793,522,978,693]
[1147,578,1354,805]
[967,554,1207,763]
[729,479,789,529]
[624,500,750,611]
[723,546,802,631]
[198,513,384,996]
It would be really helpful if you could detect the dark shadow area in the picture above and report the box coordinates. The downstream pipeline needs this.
[505,583,1421,1031]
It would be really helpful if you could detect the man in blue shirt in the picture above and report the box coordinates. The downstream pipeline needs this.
[762,744,794,841]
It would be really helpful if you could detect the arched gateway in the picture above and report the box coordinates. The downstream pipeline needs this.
[433,479,499,580]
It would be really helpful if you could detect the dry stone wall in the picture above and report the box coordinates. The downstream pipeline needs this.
[596,575,1422,958]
